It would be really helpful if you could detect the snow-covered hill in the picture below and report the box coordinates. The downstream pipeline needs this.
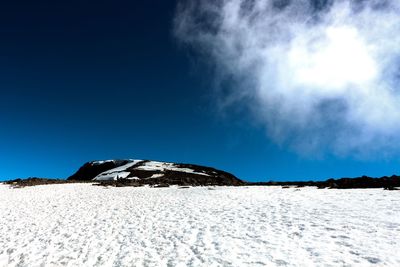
[67,159,244,186]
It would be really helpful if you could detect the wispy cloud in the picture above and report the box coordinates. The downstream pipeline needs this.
[174,0,400,157]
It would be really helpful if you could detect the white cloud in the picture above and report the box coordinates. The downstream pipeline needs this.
[174,0,400,157]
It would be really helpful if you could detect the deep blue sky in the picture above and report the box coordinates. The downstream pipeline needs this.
[1,0,399,181]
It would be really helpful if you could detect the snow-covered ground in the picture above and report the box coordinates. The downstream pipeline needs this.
[0,184,399,267]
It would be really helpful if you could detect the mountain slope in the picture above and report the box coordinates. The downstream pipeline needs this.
[67,159,244,186]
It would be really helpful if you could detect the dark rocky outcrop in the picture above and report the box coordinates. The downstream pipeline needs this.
[247,175,400,189]
[67,160,131,181]
[321,175,400,189]
[3,177,90,187]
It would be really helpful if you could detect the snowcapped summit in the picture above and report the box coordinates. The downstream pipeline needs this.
[67,159,244,186]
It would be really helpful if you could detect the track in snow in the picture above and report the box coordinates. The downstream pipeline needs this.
[0,184,399,266]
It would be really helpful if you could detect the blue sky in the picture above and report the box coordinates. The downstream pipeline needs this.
[1,0,400,182]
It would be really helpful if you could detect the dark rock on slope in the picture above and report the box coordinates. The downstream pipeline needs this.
[4,178,91,187]
[320,175,400,189]
[247,175,400,189]
[67,160,131,181]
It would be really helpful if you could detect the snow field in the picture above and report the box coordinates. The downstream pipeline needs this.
[0,184,399,266]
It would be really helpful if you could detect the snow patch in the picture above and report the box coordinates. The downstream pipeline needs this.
[93,160,143,181]
[137,161,210,176]
[91,160,115,165]
[150,173,164,179]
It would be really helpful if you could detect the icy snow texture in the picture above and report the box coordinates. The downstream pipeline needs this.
[0,185,399,266]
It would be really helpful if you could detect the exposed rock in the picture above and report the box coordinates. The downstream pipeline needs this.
[3,178,91,188]
[67,160,132,181]
[247,175,400,189]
